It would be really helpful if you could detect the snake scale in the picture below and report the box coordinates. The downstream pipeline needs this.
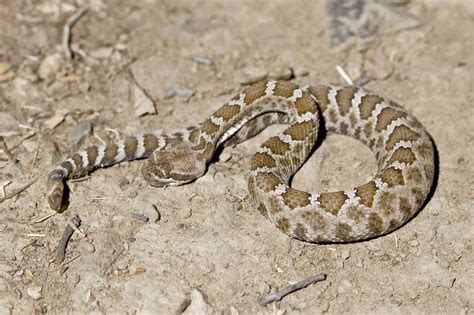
[47,80,435,243]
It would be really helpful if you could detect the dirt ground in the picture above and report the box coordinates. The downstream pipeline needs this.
[0,0,472,314]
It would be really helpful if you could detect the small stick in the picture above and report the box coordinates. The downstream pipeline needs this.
[0,136,22,174]
[131,212,149,223]
[93,133,106,145]
[24,233,46,238]
[62,7,88,59]
[30,136,40,172]
[0,177,39,203]
[335,65,354,86]
[89,196,128,201]
[32,212,56,224]
[68,220,86,238]
[18,124,39,132]
[69,176,91,183]
[8,131,36,151]
[0,136,16,162]
[258,273,327,306]
[0,181,12,198]
[60,253,82,267]
[55,215,82,263]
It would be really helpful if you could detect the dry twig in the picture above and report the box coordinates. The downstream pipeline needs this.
[131,212,149,222]
[0,181,12,198]
[0,177,39,203]
[32,212,56,224]
[336,65,354,86]
[60,253,82,267]
[258,273,327,306]
[30,136,41,172]
[55,215,82,263]
[62,7,88,59]
[0,136,16,162]
[8,131,36,151]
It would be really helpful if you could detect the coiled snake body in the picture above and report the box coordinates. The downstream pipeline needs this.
[47,80,434,243]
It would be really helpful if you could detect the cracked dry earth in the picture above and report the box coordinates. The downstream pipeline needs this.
[0,1,472,314]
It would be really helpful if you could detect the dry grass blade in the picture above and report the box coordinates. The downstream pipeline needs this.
[258,273,327,306]
[0,176,39,203]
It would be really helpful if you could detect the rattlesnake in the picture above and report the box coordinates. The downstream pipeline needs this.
[47,80,434,243]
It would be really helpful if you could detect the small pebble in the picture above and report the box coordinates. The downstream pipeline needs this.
[85,243,95,254]
[164,87,194,99]
[133,267,146,274]
[24,269,33,280]
[131,212,149,222]
[27,286,42,300]
[391,298,403,306]
[240,66,268,85]
[192,56,214,65]
[269,66,293,80]
[341,250,351,260]
[38,53,64,81]
[410,239,419,247]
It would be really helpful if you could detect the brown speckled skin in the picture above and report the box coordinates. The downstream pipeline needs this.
[47,80,434,243]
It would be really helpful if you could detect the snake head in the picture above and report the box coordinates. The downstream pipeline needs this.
[142,141,207,187]
[47,179,65,211]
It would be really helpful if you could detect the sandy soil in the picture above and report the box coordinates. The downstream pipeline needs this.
[0,0,472,314]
